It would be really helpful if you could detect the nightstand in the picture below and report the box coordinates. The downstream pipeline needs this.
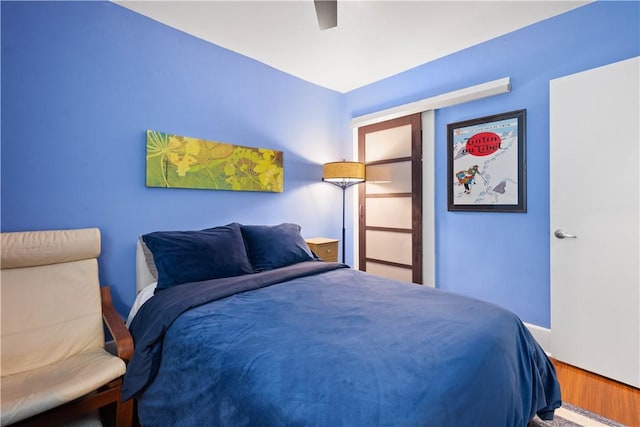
[305,238,339,262]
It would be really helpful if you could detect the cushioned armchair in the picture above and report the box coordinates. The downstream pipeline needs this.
[1,228,133,426]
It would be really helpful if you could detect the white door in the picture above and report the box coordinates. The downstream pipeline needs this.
[550,57,640,388]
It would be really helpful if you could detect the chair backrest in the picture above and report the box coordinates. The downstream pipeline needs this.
[1,228,104,377]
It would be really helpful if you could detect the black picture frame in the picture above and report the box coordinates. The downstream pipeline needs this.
[447,109,526,212]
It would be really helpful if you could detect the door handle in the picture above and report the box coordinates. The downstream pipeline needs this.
[554,229,577,239]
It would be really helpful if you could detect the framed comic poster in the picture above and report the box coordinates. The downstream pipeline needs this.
[447,109,526,212]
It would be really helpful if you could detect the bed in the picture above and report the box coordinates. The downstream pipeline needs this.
[123,222,561,427]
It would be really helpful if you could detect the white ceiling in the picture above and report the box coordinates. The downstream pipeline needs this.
[116,0,589,93]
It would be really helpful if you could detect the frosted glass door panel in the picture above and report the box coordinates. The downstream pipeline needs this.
[359,113,422,284]
[366,230,412,265]
[365,125,412,162]
[365,162,412,194]
[366,197,411,229]
[366,262,413,283]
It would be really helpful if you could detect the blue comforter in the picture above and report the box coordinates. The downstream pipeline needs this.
[124,262,561,427]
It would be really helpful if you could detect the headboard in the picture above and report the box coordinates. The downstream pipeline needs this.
[136,239,156,294]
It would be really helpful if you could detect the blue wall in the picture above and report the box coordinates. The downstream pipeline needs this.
[1,1,347,315]
[345,1,639,327]
[2,1,638,327]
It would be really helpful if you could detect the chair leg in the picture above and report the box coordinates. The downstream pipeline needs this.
[115,397,134,427]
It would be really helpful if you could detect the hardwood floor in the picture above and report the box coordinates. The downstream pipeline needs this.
[550,358,640,426]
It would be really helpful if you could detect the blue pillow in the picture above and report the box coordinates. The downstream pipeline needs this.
[142,223,253,291]
[240,223,316,272]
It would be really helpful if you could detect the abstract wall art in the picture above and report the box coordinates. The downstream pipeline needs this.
[146,130,283,192]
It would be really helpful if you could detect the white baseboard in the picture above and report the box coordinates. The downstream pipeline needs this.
[524,322,552,356]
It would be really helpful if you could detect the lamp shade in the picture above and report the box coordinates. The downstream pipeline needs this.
[322,161,365,187]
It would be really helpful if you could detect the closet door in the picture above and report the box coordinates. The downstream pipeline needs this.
[358,114,422,283]
[550,57,639,387]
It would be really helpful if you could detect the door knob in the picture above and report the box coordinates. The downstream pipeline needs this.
[554,229,577,239]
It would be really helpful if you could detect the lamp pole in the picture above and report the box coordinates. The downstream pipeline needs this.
[329,180,361,264]
[341,184,347,264]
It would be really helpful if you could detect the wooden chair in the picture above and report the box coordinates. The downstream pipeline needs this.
[1,228,134,427]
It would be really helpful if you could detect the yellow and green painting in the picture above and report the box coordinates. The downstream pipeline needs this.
[146,130,283,192]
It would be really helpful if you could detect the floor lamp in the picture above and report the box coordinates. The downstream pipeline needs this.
[322,161,365,264]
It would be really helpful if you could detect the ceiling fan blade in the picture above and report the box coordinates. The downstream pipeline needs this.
[314,0,337,30]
